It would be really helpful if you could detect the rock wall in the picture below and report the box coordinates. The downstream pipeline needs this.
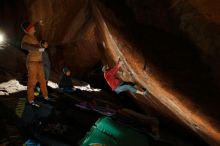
[23,0,101,80]
[0,0,27,82]
[93,0,220,145]
[170,0,220,89]
[0,0,220,145]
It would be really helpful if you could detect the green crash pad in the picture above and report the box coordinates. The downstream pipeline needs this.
[79,117,149,146]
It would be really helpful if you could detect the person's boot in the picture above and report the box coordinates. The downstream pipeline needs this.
[29,101,40,108]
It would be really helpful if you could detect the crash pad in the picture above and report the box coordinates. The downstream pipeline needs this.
[79,117,149,146]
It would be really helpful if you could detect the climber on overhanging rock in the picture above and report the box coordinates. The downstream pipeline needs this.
[102,58,148,96]
[21,21,53,108]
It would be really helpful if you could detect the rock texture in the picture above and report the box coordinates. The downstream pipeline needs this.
[0,0,220,145]
[24,0,101,80]
[92,0,220,145]
[0,0,27,81]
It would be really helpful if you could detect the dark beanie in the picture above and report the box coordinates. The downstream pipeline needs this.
[63,67,70,74]
[21,21,34,32]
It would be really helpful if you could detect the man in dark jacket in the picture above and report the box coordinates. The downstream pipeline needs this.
[34,40,51,96]
[103,58,147,96]
[58,67,76,93]
[41,40,51,83]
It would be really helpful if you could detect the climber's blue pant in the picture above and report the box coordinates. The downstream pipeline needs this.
[114,84,137,94]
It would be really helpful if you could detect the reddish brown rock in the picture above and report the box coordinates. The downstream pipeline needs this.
[0,0,220,145]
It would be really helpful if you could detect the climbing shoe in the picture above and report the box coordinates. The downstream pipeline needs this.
[143,89,148,96]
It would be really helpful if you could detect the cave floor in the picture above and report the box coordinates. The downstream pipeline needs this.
[0,79,209,146]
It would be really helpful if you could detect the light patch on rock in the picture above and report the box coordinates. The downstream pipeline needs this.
[48,80,59,89]
[74,84,101,92]
[0,79,27,95]
[48,80,101,92]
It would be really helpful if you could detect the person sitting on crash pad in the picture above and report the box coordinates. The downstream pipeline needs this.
[58,67,76,93]
[102,58,147,96]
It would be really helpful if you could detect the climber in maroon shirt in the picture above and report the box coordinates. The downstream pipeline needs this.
[103,58,147,96]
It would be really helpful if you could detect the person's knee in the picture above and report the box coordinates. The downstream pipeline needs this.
[114,87,122,94]
[28,77,37,85]
[115,90,120,94]
[38,73,46,81]
[27,82,36,89]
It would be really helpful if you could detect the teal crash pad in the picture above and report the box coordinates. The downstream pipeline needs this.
[79,117,149,146]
